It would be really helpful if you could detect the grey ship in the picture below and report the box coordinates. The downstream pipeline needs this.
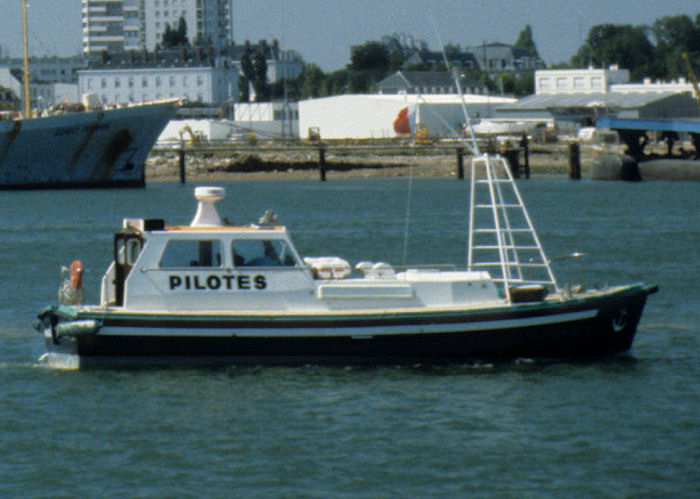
[0,100,177,189]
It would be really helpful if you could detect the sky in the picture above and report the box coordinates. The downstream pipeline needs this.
[0,0,698,71]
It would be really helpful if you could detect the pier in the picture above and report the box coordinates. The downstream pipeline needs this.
[593,117,700,181]
[150,139,536,183]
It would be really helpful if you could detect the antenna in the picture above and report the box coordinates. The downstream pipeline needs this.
[430,17,480,155]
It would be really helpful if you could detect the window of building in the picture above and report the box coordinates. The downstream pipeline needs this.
[169,76,175,87]
[574,77,585,89]
[101,78,106,89]
[142,77,148,88]
[115,78,121,88]
[128,76,134,88]
[156,76,162,87]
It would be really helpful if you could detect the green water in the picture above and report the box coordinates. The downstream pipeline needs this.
[1,178,698,497]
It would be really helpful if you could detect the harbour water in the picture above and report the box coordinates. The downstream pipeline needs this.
[1,178,698,497]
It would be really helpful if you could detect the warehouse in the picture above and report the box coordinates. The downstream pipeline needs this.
[298,94,516,140]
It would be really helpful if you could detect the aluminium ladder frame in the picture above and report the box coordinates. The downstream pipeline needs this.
[467,154,560,303]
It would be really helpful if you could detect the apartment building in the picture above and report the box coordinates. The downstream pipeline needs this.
[82,0,232,54]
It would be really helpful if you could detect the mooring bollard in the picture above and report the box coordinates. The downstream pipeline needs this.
[319,146,326,181]
[568,142,581,179]
[178,149,186,184]
[456,147,465,180]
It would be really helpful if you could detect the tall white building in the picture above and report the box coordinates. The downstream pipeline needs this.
[82,0,232,54]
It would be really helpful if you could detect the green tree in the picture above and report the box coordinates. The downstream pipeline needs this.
[514,24,539,58]
[299,63,326,99]
[514,71,535,96]
[651,15,700,77]
[349,41,391,72]
[325,69,351,95]
[571,24,655,80]
[253,48,270,101]
[237,43,254,102]
[161,17,189,48]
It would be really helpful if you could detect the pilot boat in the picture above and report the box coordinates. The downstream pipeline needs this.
[35,154,657,368]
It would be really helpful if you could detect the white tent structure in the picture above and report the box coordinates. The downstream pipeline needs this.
[298,94,516,140]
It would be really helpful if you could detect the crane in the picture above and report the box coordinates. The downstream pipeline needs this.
[682,53,700,114]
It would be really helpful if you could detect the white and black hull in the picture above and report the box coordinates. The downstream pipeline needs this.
[37,284,657,368]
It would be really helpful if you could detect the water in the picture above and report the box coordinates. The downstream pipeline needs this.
[1,179,698,497]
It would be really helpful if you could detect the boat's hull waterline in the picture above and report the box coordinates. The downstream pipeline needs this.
[37,284,656,368]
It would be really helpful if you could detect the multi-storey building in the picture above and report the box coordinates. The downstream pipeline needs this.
[81,0,232,55]
[78,48,238,106]
[0,56,84,109]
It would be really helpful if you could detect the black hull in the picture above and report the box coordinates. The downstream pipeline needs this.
[44,285,656,367]
[0,177,145,191]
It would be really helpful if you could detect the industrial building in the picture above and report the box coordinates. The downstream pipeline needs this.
[298,94,516,140]
[494,66,699,133]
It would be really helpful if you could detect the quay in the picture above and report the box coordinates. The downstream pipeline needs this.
[593,117,700,181]
[147,139,587,182]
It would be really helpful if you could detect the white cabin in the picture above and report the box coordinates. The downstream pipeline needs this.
[100,187,501,313]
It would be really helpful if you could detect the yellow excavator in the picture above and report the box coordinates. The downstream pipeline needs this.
[682,53,700,114]
[178,125,206,146]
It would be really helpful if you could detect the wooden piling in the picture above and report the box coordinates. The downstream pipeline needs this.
[520,134,530,179]
[504,148,520,178]
[456,147,465,180]
[178,149,186,184]
[319,146,326,181]
[568,142,581,179]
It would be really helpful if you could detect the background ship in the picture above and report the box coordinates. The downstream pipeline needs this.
[0,100,178,189]
[0,0,177,190]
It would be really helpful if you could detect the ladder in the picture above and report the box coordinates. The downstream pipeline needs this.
[467,154,559,302]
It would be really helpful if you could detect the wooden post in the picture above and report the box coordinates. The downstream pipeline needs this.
[319,146,326,181]
[568,142,581,179]
[178,149,186,184]
[520,134,530,179]
[504,148,520,178]
[456,147,465,180]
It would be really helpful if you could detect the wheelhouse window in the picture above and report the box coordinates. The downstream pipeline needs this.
[232,239,297,267]
[159,239,222,268]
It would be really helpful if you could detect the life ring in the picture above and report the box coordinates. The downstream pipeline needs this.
[70,260,84,290]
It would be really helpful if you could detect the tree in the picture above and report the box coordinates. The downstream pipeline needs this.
[349,41,391,72]
[237,43,255,102]
[514,71,535,96]
[299,63,326,99]
[161,17,189,48]
[571,24,655,80]
[514,25,539,58]
[253,48,270,101]
[651,15,700,78]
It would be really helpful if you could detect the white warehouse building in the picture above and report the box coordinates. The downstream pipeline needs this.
[298,94,517,140]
